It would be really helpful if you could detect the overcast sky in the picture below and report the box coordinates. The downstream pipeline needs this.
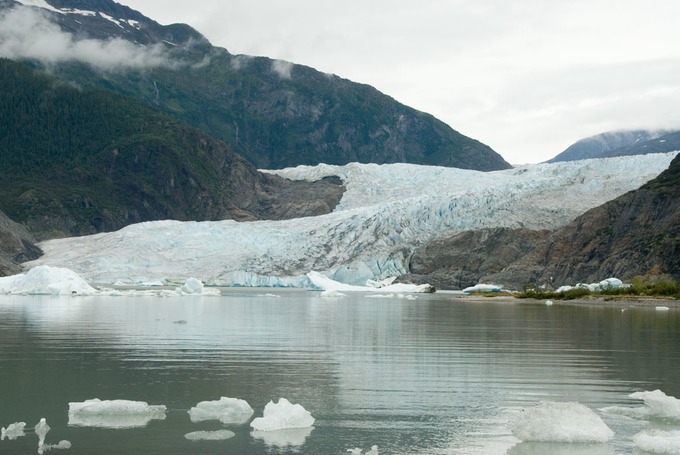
[121,0,680,164]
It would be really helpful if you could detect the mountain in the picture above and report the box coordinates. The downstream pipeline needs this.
[23,154,676,286]
[524,152,680,284]
[0,58,344,245]
[0,0,511,171]
[548,129,680,163]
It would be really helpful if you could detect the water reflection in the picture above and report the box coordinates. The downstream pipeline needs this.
[0,293,679,454]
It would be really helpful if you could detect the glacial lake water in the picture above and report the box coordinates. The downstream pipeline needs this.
[0,290,679,455]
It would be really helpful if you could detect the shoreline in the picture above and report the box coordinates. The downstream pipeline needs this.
[460,294,680,308]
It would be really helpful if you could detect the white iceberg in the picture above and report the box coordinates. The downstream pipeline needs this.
[68,399,167,429]
[250,398,315,431]
[175,278,220,296]
[184,430,235,441]
[0,266,96,295]
[1,421,26,440]
[629,390,680,419]
[634,429,680,454]
[188,397,254,424]
[462,283,503,293]
[307,271,433,293]
[35,418,50,447]
[509,401,614,443]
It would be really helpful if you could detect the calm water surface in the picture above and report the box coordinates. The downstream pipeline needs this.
[0,290,679,454]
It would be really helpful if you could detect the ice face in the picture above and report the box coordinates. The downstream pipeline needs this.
[0,265,97,295]
[188,397,254,424]
[25,153,678,286]
[508,401,614,443]
[68,399,167,429]
[250,398,315,431]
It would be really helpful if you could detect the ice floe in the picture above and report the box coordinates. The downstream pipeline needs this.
[633,429,680,454]
[184,430,235,441]
[1,422,26,440]
[603,390,680,421]
[555,277,624,293]
[463,283,503,293]
[250,398,315,431]
[509,401,614,443]
[188,397,254,424]
[68,399,167,429]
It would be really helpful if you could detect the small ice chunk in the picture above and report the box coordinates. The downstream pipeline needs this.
[1,421,26,440]
[634,429,680,454]
[509,401,614,443]
[175,278,220,296]
[656,306,670,311]
[545,300,554,306]
[68,399,166,428]
[188,397,254,424]
[41,440,72,452]
[366,445,379,454]
[35,418,50,446]
[347,449,363,454]
[629,390,680,419]
[250,398,315,431]
[184,430,235,441]
[320,289,347,297]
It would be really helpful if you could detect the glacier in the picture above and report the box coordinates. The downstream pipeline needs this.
[23,153,678,287]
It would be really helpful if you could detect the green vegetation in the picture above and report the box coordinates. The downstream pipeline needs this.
[0,58,251,238]
[517,277,680,300]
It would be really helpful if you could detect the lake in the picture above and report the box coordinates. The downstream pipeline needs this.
[1,290,679,454]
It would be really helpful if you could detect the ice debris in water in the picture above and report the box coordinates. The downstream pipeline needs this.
[307,271,433,293]
[347,447,379,455]
[35,418,50,447]
[175,277,220,296]
[602,390,680,420]
[509,401,614,443]
[40,440,72,452]
[1,421,26,440]
[633,429,680,454]
[250,398,315,431]
[188,397,254,424]
[184,430,235,441]
[68,399,167,428]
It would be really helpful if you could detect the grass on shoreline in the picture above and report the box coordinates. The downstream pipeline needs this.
[515,278,680,300]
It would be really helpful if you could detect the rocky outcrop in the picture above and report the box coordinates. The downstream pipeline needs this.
[0,209,42,276]
[401,154,680,289]
[398,228,551,290]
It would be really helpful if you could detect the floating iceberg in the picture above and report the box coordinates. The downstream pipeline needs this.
[307,271,434,293]
[184,430,235,441]
[462,283,503,294]
[250,398,315,431]
[68,399,167,429]
[1,421,26,440]
[175,278,220,296]
[188,397,254,424]
[602,390,680,421]
[35,418,50,447]
[0,266,97,295]
[509,401,614,443]
[40,440,72,452]
[634,429,680,454]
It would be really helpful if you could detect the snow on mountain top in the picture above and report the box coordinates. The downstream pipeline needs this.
[25,153,678,286]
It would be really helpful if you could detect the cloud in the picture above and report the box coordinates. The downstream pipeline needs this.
[271,59,293,79]
[0,7,178,71]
